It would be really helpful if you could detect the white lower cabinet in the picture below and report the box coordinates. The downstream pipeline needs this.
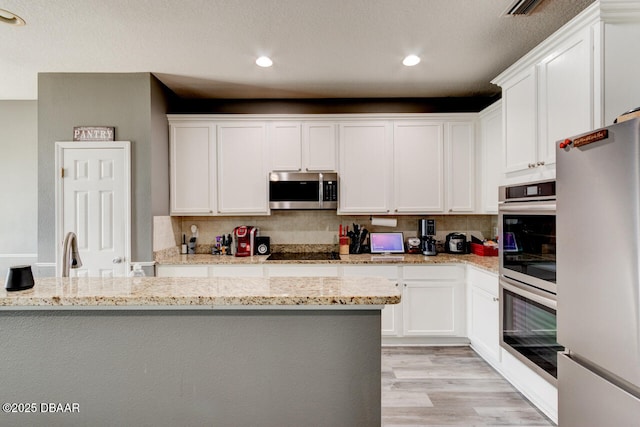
[210,265,264,277]
[343,265,400,336]
[156,265,210,277]
[466,266,500,367]
[401,265,466,337]
[266,265,339,277]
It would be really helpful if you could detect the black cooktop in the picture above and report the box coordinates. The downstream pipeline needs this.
[266,252,340,261]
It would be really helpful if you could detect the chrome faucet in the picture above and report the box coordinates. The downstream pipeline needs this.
[62,232,83,277]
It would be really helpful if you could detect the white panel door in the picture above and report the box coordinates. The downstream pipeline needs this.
[402,280,465,337]
[303,122,337,171]
[393,121,444,213]
[446,121,475,212]
[169,122,215,215]
[338,122,392,213]
[56,142,130,277]
[217,123,269,214]
[537,28,591,168]
[269,121,302,171]
[503,69,537,173]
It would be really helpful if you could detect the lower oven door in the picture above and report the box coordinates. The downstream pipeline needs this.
[499,277,564,385]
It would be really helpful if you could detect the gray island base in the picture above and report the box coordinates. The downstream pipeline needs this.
[0,276,399,427]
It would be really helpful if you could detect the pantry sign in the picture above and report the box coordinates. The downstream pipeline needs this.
[73,126,115,141]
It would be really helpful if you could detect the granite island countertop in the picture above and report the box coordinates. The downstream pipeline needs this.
[0,276,400,309]
[155,252,499,274]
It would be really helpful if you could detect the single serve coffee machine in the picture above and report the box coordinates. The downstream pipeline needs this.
[418,219,437,256]
[233,226,258,257]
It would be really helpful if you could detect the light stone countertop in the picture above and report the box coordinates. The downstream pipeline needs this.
[0,276,401,309]
[155,252,499,274]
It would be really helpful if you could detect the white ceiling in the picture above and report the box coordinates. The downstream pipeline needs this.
[0,0,594,100]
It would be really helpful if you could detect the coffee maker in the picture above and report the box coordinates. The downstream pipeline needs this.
[233,226,258,257]
[418,219,437,256]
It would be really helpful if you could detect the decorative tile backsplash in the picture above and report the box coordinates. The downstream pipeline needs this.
[154,212,498,253]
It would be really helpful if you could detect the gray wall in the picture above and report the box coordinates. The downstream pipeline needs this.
[0,101,38,275]
[38,73,170,268]
[150,75,171,216]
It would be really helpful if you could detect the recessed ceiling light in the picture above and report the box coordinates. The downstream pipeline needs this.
[402,55,421,67]
[256,56,273,68]
[0,8,26,26]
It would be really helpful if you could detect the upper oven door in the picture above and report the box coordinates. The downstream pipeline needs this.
[499,200,556,294]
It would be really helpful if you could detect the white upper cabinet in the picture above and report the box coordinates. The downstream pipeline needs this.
[537,27,592,169]
[393,121,444,213]
[501,68,538,175]
[269,121,337,172]
[169,114,479,216]
[169,122,216,215]
[493,1,640,185]
[303,122,337,171]
[446,121,475,213]
[478,101,503,214]
[269,121,302,171]
[217,122,269,215]
[338,121,392,214]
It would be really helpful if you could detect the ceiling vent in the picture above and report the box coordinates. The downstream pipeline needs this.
[502,0,546,16]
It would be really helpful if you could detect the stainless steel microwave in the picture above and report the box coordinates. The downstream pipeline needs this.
[269,172,338,209]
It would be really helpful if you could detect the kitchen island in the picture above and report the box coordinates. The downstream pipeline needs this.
[0,276,399,427]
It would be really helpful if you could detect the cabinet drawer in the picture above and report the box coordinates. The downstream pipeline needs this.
[210,265,264,277]
[156,265,209,277]
[403,265,463,281]
[266,265,339,277]
[342,265,398,279]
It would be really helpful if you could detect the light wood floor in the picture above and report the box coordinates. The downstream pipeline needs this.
[382,346,555,426]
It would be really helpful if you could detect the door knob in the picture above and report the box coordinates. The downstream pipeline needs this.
[112,257,123,264]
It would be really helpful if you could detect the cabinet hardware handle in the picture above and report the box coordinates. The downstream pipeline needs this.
[493,297,499,302]
[112,257,123,264]
[537,161,545,166]
[394,283,399,287]
[528,163,535,168]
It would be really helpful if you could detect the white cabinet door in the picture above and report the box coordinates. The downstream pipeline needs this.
[402,281,465,336]
[169,122,216,215]
[338,122,392,214]
[402,265,466,337]
[343,265,400,336]
[393,121,444,213]
[537,27,592,168]
[269,122,302,171]
[446,121,475,212]
[217,123,269,214]
[467,267,500,365]
[503,68,537,174]
[478,101,502,213]
[303,122,337,171]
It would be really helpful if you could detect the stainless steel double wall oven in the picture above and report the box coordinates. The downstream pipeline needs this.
[498,179,564,385]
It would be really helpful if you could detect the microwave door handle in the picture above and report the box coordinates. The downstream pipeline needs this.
[499,203,556,212]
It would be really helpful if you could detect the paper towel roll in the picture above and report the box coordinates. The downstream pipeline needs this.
[370,217,397,227]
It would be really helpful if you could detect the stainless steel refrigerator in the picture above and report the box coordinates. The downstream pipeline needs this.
[556,118,640,426]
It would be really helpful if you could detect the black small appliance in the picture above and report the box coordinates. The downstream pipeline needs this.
[445,232,468,254]
[418,219,437,256]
